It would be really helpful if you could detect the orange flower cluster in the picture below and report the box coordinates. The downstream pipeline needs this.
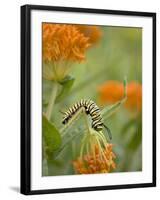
[98,81,142,112]
[43,23,90,63]
[76,25,102,45]
[73,144,116,174]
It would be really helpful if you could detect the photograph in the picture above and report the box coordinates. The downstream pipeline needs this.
[21,5,156,194]
[42,23,142,176]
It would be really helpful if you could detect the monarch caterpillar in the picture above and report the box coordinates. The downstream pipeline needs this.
[62,99,112,139]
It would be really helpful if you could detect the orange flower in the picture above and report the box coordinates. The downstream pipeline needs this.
[98,81,142,112]
[98,81,124,104]
[76,25,102,45]
[43,23,90,63]
[73,144,116,174]
[125,82,142,111]
[72,108,116,175]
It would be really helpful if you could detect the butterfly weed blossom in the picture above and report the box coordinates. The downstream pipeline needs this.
[73,128,116,174]
[76,25,102,45]
[42,23,90,81]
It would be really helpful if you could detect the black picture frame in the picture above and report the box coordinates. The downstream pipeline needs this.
[21,4,156,195]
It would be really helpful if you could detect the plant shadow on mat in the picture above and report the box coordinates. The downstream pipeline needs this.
[42,24,142,176]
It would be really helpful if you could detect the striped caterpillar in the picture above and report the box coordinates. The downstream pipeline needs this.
[62,99,112,139]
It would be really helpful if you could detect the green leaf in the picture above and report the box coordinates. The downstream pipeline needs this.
[42,114,62,159]
[101,77,127,120]
[56,76,75,103]
[101,100,124,119]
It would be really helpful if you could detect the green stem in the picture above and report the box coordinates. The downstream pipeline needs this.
[91,137,96,161]
[95,136,107,162]
[45,82,58,120]
[96,131,108,147]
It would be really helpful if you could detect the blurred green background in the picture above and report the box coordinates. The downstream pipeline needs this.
[43,26,142,176]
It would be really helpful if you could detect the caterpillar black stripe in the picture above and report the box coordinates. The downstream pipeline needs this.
[62,99,112,139]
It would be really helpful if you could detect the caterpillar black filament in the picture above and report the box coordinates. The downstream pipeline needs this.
[62,99,112,139]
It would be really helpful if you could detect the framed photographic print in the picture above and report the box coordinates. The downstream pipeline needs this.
[21,4,156,195]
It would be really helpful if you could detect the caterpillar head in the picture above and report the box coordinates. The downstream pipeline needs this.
[62,118,68,125]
